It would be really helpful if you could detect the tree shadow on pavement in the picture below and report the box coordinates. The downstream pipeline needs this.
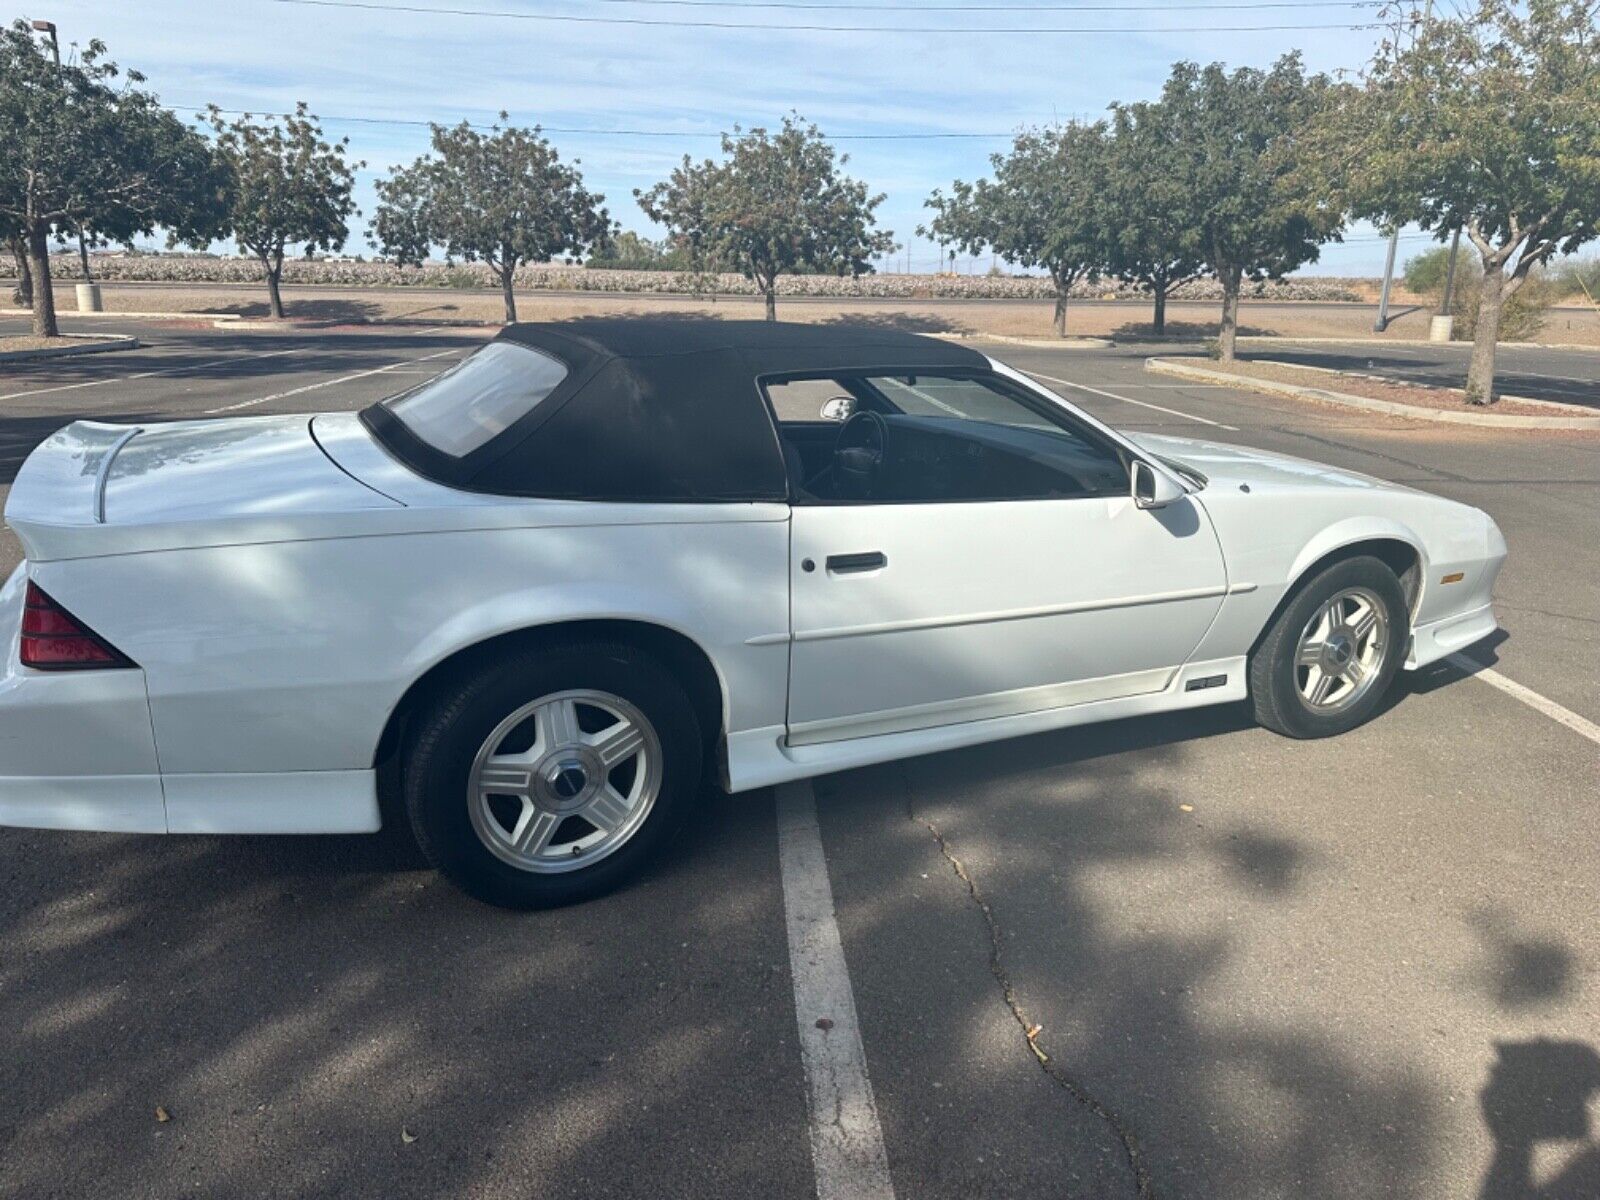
[0,784,814,1200]
[812,703,1442,1200]
[1478,1039,1600,1199]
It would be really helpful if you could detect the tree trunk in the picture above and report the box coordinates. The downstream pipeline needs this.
[1152,281,1167,336]
[78,229,93,283]
[262,254,286,320]
[27,223,59,338]
[500,268,518,324]
[1052,291,1067,337]
[1464,263,1505,405]
[1217,266,1242,361]
[9,236,32,308]
[763,284,776,322]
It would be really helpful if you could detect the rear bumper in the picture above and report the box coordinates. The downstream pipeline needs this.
[0,566,379,835]
[0,565,167,831]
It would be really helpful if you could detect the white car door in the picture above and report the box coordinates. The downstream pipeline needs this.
[774,372,1228,746]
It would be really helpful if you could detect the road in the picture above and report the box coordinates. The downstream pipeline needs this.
[1239,339,1600,408]
[2,321,1598,1200]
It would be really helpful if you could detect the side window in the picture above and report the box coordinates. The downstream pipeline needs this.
[773,372,1130,504]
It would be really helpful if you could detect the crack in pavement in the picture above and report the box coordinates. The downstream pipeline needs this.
[901,774,1157,1200]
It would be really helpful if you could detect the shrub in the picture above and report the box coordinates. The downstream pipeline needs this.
[1403,245,1461,294]
[1449,270,1557,343]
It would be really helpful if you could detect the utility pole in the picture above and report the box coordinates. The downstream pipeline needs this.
[1373,0,1432,333]
[1439,225,1462,313]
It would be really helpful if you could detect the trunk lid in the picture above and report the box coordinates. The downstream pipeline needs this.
[6,416,401,561]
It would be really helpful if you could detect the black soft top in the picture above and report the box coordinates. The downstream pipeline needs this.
[365,319,992,502]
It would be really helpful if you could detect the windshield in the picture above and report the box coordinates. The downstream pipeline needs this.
[384,342,569,457]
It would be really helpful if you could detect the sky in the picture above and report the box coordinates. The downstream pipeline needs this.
[29,0,1451,275]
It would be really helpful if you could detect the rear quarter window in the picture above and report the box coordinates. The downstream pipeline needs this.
[386,342,568,457]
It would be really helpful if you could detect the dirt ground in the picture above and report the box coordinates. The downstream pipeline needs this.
[17,281,1600,345]
[0,333,132,354]
[1190,357,1573,416]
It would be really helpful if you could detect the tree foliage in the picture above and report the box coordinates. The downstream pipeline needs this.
[0,20,227,335]
[1100,101,1204,335]
[207,103,360,319]
[922,123,1108,337]
[637,115,895,320]
[371,118,612,323]
[1156,54,1344,358]
[1303,0,1600,401]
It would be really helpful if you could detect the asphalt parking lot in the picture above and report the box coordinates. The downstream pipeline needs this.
[2,319,1598,1200]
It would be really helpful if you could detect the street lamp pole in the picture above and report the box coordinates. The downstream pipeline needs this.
[1372,0,1433,333]
[31,19,59,68]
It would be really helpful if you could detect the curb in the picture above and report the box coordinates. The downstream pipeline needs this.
[1238,335,1600,353]
[0,308,238,322]
[933,333,1114,349]
[0,333,141,362]
[1145,356,1600,430]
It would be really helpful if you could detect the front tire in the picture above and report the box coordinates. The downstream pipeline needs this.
[1249,556,1409,739]
[404,641,702,909]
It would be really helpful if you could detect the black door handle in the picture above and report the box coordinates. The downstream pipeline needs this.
[826,551,887,574]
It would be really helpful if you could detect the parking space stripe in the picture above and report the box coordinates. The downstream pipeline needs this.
[776,780,896,1200]
[0,347,299,403]
[1024,370,1240,431]
[203,347,465,413]
[1448,654,1600,747]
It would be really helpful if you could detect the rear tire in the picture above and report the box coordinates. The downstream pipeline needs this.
[403,641,702,909]
[1249,555,1408,739]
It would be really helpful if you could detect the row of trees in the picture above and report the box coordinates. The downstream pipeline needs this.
[0,21,363,335]
[923,55,1338,357]
[6,0,1597,404]
[923,0,1599,404]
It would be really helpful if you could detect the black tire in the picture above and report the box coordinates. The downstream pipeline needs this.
[403,640,702,909]
[1249,555,1409,739]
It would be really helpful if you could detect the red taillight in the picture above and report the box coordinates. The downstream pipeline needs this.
[20,582,134,670]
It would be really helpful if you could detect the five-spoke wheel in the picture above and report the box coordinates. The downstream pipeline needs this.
[468,690,663,874]
[1250,556,1408,738]
[403,641,702,909]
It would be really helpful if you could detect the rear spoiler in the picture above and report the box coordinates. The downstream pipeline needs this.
[5,421,142,561]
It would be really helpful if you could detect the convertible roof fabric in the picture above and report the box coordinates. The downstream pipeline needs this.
[366,319,990,502]
[499,317,989,376]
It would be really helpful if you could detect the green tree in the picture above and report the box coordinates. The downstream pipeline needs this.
[371,118,612,323]
[1101,101,1203,335]
[0,21,228,336]
[207,104,360,320]
[1157,55,1344,359]
[637,115,895,321]
[1304,0,1600,402]
[922,122,1108,337]
[586,231,690,271]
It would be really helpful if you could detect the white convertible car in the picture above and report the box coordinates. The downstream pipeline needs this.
[1,321,1505,907]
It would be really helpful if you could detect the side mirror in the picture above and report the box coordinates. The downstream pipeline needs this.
[1132,460,1184,510]
[820,396,856,422]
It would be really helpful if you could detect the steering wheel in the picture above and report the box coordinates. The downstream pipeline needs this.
[832,410,888,500]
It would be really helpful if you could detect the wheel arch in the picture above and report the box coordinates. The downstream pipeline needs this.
[373,618,729,777]
[1253,531,1424,658]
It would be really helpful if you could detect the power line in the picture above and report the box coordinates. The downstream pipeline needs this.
[244,0,1384,33]
[174,103,1025,138]
[556,0,1383,10]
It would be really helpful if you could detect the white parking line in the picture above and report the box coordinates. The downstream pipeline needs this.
[1024,371,1239,431]
[203,347,464,414]
[1447,654,1600,748]
[0,347,299,403]
[776,780,896,1200]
